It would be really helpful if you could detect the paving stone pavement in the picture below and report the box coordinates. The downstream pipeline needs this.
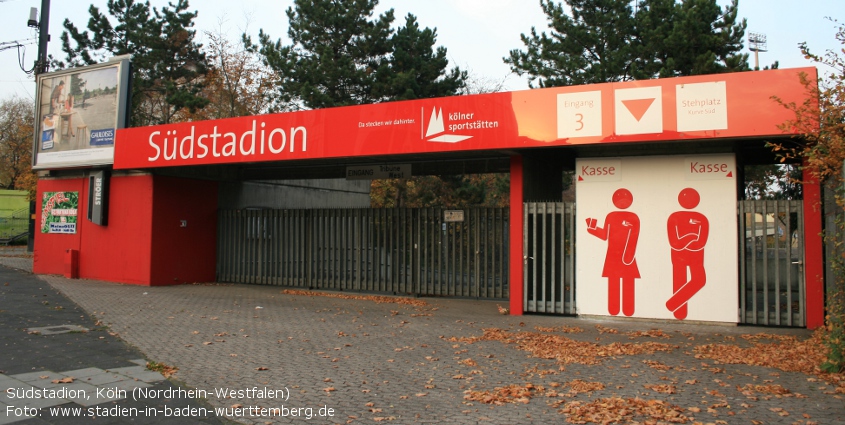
[2,250,843,424]
[0,254,231,425]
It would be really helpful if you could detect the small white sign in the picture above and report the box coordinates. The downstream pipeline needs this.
[685,155,735,180]
[576,159,622,183]
[346,164,411,180]
[676,82,728,132]
[615,86,663,135]
[444,210,464,222]
[557,91,602,139]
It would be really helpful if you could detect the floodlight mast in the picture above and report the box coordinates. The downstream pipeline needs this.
[748,32,768,70]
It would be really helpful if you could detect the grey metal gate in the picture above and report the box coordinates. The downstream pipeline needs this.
[523,202,577,314]
[217,207,508,299]
[738,200,805,327]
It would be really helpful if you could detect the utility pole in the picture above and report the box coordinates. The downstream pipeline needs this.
[27,0,50,253]
[34,0,51,75]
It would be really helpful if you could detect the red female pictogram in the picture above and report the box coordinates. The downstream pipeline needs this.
[666,188,709,319]
[586,188,640,316]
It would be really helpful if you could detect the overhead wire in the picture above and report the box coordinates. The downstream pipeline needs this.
[0,38,38,74]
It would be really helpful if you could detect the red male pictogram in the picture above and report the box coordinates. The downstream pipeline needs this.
[586,188,640,316]
[666,188,709,319]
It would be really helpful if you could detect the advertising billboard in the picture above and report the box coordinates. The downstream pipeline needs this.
[33,58,131,169]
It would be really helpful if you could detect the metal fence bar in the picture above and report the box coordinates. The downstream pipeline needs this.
[750,202,759,323]
[531,203,538,311]
[272,210,280,285]
[567,203,576,314]
[543,202,552,313]
[232,210,242,284]
[773,201,781,324]
[762,201,769,325]
[422,208,429,295]
[286,210,293,285]
[783,202,793,327]
[522,203,529,311]
[475,209,482,298]
[217,207,508,300]
[738,201,747,324]
[796,203,806,327]
[355,209,363,291]
[523,202,575,315]
[738,200,805,327]
[500,208,507,300]
[414,208,418,295]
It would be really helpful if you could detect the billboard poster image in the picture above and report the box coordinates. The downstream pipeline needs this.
[41,191,79,234]
[33,59,130,169]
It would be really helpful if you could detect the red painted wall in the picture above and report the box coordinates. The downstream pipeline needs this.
[79,175,154,284]
[149,176,218,285]
[34,175,154,284]
[34,174,217,286]
[34,178,85,275]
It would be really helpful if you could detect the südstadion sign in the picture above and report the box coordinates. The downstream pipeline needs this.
[113,68,814,170]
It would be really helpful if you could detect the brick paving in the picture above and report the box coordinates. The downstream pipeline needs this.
[0,255,229,425]
[2,251,843,424]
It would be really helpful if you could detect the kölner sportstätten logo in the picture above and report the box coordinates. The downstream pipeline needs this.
[422,107,473,143]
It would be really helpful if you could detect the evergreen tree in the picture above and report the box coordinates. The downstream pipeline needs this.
[246,0,394,110]
[247,0,466,109]
[507,0,750,86]
[372,14,467,101]
[505,0,637,87]
[636,0,749,78]
[631,0,676,79]
[55,0,209,126]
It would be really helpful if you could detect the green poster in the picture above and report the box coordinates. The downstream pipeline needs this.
[41,191,79,234]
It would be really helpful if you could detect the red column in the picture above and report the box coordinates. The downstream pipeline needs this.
[803,164,824,329]
[509,155,524,315]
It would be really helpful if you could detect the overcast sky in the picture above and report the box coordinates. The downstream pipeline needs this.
[0,0,841,102]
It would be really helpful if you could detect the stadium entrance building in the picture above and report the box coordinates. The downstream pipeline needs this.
[32,67,824,329]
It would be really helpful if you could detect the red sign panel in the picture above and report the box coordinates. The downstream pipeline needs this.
[113,67,816,170]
